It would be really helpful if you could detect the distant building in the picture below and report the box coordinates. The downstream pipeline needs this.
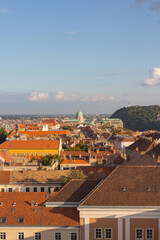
[104,118,123,128]
[0,140,62,157]
[76,110,84,123]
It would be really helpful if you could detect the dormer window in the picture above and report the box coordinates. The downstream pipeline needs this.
[121,187,126,192]
[146,187,151,191]
[18,218,24,223]
[0,218,6,223]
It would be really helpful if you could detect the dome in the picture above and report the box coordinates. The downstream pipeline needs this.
[76,110,83,118]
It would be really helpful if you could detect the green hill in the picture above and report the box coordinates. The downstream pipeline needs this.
[111,105,160,131]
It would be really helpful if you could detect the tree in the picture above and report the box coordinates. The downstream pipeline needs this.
[61,169,86,186]
[40,154,53,166]
[0,127,8,144]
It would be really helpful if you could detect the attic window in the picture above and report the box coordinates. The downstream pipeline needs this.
[0,217,6,223]
[121,187,126,192]
[18,218,24,223]
[146,187,151,191]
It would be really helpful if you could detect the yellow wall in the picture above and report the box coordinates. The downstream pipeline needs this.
[0,148,59,157]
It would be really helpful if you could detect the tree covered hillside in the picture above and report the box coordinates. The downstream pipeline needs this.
[111,105,160,131]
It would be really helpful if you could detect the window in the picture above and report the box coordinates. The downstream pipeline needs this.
[33,187,37,192]
[136,229,143,239]
[48,187,51,193]
[18,218,24,223]
[40,152,43,156]
[95,228,102,239]
[1,189,4,193]
[146,229,153,239]
[41,187,44,192]
[55,232,61,240]
[71,233,77,240]
[0,218,6,223]
[8,188,12,192]
[18,232,24,240]
[0,232,6,239]
[35,232,41,240]
[105,229,112,239]
[26,187,30,192]
[17,153,19,156]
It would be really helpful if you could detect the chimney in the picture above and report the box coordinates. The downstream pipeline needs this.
[88,149,91,154]
[79,154,81,159]
[152,154,155,159]
[157,156,160,164]
[31,200,34,207]
[136,147,139,151]
[50,188,55,195]
[96,149,99,153]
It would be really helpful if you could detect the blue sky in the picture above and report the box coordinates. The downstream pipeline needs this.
[0,0,160,114]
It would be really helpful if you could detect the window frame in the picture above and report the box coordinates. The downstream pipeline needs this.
[0,232,6,239]
[18,217,24,223]
[33,187,37,192]
[135,228,143,240]
[146,228,154,240]
[104,228,112,239]
[94,228,102,239]
[34,232,41,240]
[17,232,24,240]
[70,232,77,240]
[0,218,6,223]
[55,232,61,240]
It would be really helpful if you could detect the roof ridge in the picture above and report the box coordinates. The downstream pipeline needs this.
[80,166,119,206]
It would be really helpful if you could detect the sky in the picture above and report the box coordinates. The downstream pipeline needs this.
[0,0,160,114]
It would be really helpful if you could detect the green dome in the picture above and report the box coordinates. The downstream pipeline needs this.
[76,110,83,117]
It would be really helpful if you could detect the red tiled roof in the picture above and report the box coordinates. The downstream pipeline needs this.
[0,151,14,162]
[0,192,79,226]
[78,166,114,178]
[8,130,71,138]
[60,151,90,156]
[0,140,60,149]
[0,171,10,184]
[61,159,89,165]
[48,179,99,203]
[81,166,160,206]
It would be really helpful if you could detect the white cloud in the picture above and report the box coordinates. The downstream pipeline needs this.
[81,94,106,102]
[28,92,49,101]
[0,8,9,13]
[65,30,76,35]
[142,68,160,86]
[109,96,116,101]
[55,91,106,102]
[55,91,79,101]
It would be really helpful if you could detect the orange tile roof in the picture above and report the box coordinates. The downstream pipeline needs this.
[0,171,10,184]
[61,159,89,165]
[0,192,79,226]
[0,140,59,149]
[0,151,14,162]
[8,130,71,138]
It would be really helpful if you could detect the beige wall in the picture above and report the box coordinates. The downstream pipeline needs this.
[0,183,60,192]
[89,218,118,240]
[0,228,79,240]
[80,218,85,240]
[130,218,158,240]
